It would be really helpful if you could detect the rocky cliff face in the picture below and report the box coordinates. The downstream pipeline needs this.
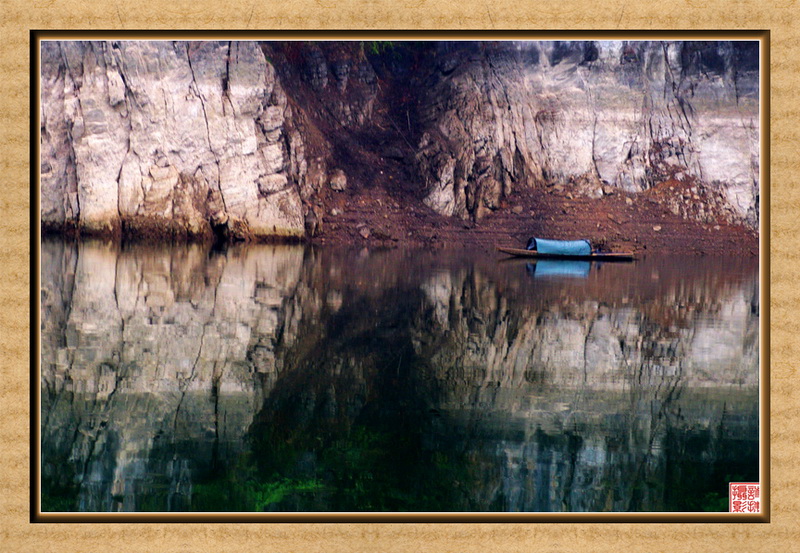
[41,41,310,239]
[40,40,760,240]
[414,41,759,227]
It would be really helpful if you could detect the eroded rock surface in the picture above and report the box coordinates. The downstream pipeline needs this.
[41,40,760,241]
[41,41,307,239]
[414,41,759,227]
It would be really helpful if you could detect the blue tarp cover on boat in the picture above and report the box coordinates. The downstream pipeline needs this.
[526,237,592,256]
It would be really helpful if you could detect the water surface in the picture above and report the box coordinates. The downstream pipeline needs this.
[40,239,760,512]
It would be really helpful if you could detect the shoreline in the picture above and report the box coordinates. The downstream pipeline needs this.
[41,181,759,257]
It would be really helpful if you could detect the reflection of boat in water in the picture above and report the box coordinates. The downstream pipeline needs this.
[526,260,591,279]
[498,237,636,261]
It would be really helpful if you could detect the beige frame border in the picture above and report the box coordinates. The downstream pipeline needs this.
[3,0,796,546]
[31,30,768,524]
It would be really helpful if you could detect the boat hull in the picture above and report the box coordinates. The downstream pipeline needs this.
[497,246,636,261]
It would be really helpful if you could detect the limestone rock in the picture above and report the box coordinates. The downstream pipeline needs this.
[41,40,760,240]
[329,169,348,191]
[257,173,289,195]
[414,41,759,229]
[40,41,309,239]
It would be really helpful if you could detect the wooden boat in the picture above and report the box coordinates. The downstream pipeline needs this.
[496,246,636,261]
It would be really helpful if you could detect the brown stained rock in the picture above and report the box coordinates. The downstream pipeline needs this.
[412,42,758,230]
[329,169,348,191]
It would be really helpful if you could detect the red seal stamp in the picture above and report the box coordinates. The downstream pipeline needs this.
[729,483,760,513]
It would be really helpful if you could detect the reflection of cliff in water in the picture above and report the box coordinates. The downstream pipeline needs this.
[40,240,759,512]
[40,239,311,511]
[409,257,759,512]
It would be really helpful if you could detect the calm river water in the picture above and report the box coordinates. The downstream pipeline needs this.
[40,239,760,513]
